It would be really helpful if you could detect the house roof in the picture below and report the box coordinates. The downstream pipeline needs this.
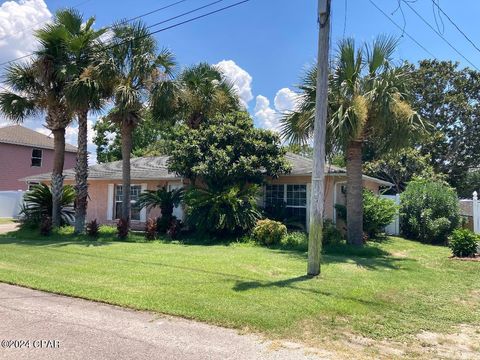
[0,124,77,153]
[23,152,394,187]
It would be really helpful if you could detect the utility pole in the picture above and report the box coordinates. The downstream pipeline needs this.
[307,0,331,276]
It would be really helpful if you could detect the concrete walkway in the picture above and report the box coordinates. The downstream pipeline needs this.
[0,223,17,234]
[0,284,322,360]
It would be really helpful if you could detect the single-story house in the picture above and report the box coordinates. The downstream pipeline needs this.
[23,153,393,229]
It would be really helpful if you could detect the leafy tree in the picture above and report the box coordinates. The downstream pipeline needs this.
[61,9,109,233]
[93,113,165,163]
[101,21,175,226]
[283,143,313,158]
[167,111,291,189]
[411,60,480,189]
[281,36,426,245]
[0,11,76,227]
[363,148,440,193]
[456,170,480,199]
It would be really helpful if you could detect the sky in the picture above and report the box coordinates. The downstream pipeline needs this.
[0,0,479,163]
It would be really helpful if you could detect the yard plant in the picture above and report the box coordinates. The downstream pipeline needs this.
[449,228,478,258]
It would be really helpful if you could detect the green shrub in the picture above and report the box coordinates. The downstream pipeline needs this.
[334,190,397,239]
[281,231,308,251]
[252,219,287,245]
[448,229,478,257]
[184,185,261,235]
[20,183,75,228]
[322,219,344,245]
[401,179,460,244]
[86,219,100,238]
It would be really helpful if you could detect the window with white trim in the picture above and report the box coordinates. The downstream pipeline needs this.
[264,184,307,225]
[31,149,42,167]
[114,185,141,221]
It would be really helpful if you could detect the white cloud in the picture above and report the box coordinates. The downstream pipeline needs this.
[0,0,52,64]
[254,95,279,131]
[274,87,298,112]
[254,88,298,132]
[215,60,253,108]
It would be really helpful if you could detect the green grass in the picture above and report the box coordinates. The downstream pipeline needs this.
[0,227,479,345]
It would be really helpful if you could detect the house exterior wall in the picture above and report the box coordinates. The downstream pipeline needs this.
[0,142,76,191]
[63,179,183,229]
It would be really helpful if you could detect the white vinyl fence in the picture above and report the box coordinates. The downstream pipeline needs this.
[380,194,401,236]
[472,191,480,234]
[0,191,25,218]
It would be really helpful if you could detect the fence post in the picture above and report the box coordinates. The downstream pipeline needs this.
[473,191,478,234]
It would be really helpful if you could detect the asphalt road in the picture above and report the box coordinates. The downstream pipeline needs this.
[0,284,323,360]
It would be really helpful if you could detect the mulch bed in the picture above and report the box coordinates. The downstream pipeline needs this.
[449,254,480,262]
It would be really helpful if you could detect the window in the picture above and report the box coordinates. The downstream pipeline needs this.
[31,149,42,167]
[265,184,284,206]
[28,182,39,190]
[114,185,141,221]
[264,184,307,226]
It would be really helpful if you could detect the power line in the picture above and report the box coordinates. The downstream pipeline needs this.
[401,0,480,70]
[368,0,436,58]
[0,0,231,68]
[431,0,480,55]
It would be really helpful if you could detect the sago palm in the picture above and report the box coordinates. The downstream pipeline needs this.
[281,35,427,245]
[104,21,175,226]
[61,9,109,234]
[0,12,75,227]
[136,186,184,217]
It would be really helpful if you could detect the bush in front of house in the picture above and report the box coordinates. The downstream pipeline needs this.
[252,219,287,246]
[40,216,52,236]
[86,219,100,238]
[334,190,397,239]
[20,183,75,228]
[116,218,129,239]
[363,190,398,238]
[322,219,344,245]
[145,218,157,240]
[184,185,261,235]
[448,229,478,257]
[281,231,308,251]
[400,179,460,244]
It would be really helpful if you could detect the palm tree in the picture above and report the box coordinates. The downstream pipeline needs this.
[0,13,75,227]
[152,62,240,129]
[281,36,427,245]
[136,186,183,217]
[104,21,175,227]
[60,9,109,234]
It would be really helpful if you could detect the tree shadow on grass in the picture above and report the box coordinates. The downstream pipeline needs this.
[0,232,113,248]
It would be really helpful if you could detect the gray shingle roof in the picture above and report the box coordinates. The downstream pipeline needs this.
[24,156,178,181]
[0,124,77,152]
[23,152,393,186]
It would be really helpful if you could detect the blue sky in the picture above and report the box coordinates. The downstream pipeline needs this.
[0,0,480,160]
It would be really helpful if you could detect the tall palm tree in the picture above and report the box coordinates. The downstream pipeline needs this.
[0,13,74,227]
[104,21,175,226]
[152,62,240,129]
[60,9,109,234]
[281,35,427,245]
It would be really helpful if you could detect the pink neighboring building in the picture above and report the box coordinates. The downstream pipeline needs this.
[0,125,77,191]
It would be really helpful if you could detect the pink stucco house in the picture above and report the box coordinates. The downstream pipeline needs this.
[0,125,77,191]
[24,153,393,230]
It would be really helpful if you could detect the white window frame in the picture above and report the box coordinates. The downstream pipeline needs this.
[264,183,310,228]
[31,148,42,167]
[114,184,142,221]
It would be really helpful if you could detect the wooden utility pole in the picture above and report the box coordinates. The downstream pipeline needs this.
[307,0,331,276]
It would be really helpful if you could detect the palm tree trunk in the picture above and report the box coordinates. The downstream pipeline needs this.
[121,123,134,225]
[74,109,89,234]
[346,139,364,245]
[51,128,66,227]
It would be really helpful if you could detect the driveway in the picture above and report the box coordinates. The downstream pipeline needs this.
[0,284,322,360]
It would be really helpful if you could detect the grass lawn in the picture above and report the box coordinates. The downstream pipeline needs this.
[0,227,479,356]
